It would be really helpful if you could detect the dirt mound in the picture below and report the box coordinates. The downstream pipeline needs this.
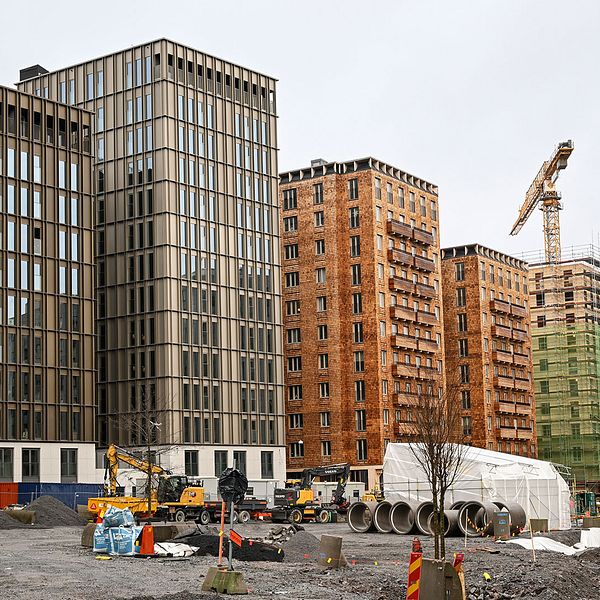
[578,546,600,562]
[282,530,321,562]
[544,529,581,547]
[0,510,29,530]
[26,496,87,526]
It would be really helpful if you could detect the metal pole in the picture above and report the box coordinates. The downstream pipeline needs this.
[217,500,226,568]
[228,500,235,571]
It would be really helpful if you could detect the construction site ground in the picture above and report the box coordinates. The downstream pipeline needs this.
[1,522,599,600]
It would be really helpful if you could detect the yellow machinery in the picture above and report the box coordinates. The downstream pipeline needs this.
[510,140,574,263]
[87,444,205,520]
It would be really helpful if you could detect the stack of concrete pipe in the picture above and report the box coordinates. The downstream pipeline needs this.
[347,499,526,538]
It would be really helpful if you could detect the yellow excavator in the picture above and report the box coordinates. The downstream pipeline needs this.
[87,444,207,522]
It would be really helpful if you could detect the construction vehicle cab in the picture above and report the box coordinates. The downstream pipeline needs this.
[271,463,351,524]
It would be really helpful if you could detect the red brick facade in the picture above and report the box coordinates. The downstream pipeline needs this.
[280,158,444,487]
[441,245,536,457]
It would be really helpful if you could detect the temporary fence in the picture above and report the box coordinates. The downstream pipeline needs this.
[0,482,103,509]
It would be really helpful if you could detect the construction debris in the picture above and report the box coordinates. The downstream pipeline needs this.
[26,496,86,527]
[0,510,29,529]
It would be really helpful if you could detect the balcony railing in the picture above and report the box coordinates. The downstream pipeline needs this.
[492,350,530,367]
[389,276,413,293]
[387,219,434,245]
[511,304,528,319]
[490,299,510,314]
[414,281,436,298]
[391,335,418,350]
[418,338,438,353]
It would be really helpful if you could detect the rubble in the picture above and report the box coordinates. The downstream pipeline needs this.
[26,495,87,526]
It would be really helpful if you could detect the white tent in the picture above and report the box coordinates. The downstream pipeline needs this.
[383,443,571,530]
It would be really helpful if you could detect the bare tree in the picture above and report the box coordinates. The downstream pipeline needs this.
[407,383,465,559]
[107,385,178,515]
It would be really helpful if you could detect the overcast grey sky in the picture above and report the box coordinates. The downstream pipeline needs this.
[1,0,598,256]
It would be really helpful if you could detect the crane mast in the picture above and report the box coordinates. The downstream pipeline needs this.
[510,140,574,263]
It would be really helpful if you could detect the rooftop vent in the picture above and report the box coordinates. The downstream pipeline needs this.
[19,65,49,82]
[311,158,328,167]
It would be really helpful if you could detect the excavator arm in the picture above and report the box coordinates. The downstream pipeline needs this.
[104,444,170,495]
[300,463,351,508]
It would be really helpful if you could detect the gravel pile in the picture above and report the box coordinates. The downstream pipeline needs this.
[0,510,29,530]
[281,530,321,562]
[26,496,87,526]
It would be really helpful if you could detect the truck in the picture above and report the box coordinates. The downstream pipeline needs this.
[87,444,268,523]
[270,463,351,524]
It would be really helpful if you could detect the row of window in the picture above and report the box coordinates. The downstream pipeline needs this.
[0,447,77,482]
[454,260,528,293]
[184,448,274,479]
[289,439,368,461]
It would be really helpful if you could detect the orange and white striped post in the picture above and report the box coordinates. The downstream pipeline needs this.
[407,538,423,600]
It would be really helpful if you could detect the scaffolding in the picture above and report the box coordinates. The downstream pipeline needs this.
[522,244,600,492]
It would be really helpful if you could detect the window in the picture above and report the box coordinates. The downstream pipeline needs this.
[318,324,328,340]
[287,356,302,372]
[286,300,300,316]
[214,450,228,476]
[60,449,77,483]
[313,183,323,204]
[536,292,545,307]
[287,328,301,344]
[320,412,331,427]
[458,339,468,357]
[319,353,329,369]
[540,380,550,394]
[351,264,362,285]
[374,177,381,199]
[457,313,468,332]
[22,448,40,482]
[456,287,466,307]
[283,216,298,232]
[352,293,363,314]
[348,178,358,199]
[289,414,304,429]
[455,262,465,281]
[316,267,326,284]
[315,239,325,255]
[459,364,470,384]
[353,322,364,343]
[321,441,332,456]
[183,450,199,476]
[288,385,303,401]
[357,439,368,461]
[462,416,472,436]
[290,442,304,458]
[233,451,247,474]
[350,235,361,257]
[283,188,297,210]
[261,451,274,478]
[284,244,298,260]
[0,448,14,481]
[572,447,582,463]
[316,296,327,312]
[319,382,330,398]
[355,380,366,402]
[314,211,324,227]
[461,391,471,410]
[537,315,546,328]
[349,207,360,228]
[569,379,579,397]
[355,409,366,431]
[285,271,300,287]
[539,358,548,371]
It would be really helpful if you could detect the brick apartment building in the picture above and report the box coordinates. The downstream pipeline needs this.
[280,158,444,487]
[441,244,536,457]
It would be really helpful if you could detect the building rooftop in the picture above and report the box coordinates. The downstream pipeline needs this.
[279,156,438,196]
[18,37,277,83]
[441,243,528,270]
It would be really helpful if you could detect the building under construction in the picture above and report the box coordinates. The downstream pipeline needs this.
[526,245,600,491]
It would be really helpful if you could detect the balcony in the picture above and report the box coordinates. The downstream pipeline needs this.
[387,219,434,245]
[389,276,413,293]
[388,248,414,265]
[414,255,436,272]
[517,429,533,440]
[512,328,528,342]
[513,352,529,367]
[494,375,516,389]
[510,304,528,319]
[393,363,420,378]
[498,428,518,440]
[414,282,437,298]
[419,311,438,325]
[514,377,531,391]
[391,335,418,350]
[391,305,418,322]
[490,299,510,314]
[494,401,532,416]
[492,350,530,367]
[418,338,439,353]
[392,391,420,406]
[491,324,511,338]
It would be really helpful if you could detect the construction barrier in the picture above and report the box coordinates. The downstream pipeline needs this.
[407,539,423,600]
[0,483,19,508]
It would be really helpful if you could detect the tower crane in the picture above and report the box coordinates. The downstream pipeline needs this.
[510,140,574,263]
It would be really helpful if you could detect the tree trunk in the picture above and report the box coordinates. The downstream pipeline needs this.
[431,480,440,559]
[439,489,446,559]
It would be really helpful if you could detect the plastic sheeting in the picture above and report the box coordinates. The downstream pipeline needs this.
[383,443,571,530]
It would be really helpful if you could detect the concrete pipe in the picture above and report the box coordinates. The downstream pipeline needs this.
[390,501,419,535]
[415,501,435,536]
[347,501,378,533]
[427,509,461,537]
[449,500,466,511]
[492,501,527,530]
[373,501,394,533]
[458,501,498,537]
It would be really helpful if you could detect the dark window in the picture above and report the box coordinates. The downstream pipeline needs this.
[60,448,77,483]
[214,450,228,476]
[22,448,40,482]
[233,450,247,474]
[185,450,199,476]
[261,451,274,479]
[0,448,14,481]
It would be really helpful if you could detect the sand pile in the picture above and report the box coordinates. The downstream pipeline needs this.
[282,530,320,562]
[26,496,87,526]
